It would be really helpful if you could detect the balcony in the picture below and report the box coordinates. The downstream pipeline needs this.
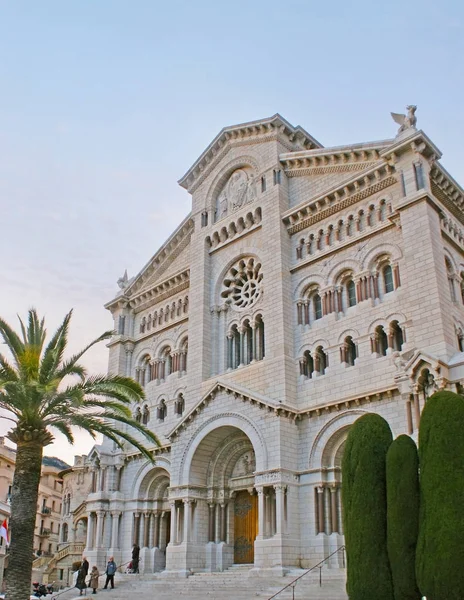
[40,506,51,515]
[38,528,51,537]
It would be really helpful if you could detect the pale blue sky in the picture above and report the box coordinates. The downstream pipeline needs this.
[1,0,463,461]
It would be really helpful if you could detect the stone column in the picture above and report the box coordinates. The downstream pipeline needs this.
[86,513,95,550]
[110,511,120,549]
[330,486,338,534]
[256,489,265,539]
[214,503,220,543]
[250,322,257,362]
[317,486,325,534]
[226,334,233,371]
[183,499,193,543]
[143,512,150,548]
[208,503,215,542]
[169,502,176,544]
[133,513,141,545]
[220,503,227,542]
[413,393,421,429]
[95,510,105,548]
[153,513,160,548]
[274,485,286,536]
[100,467,107,492]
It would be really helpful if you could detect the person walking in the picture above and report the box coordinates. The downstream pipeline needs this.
[89,566,100,594]
[131,544,140,574]
[103,557,117,590]
[76,557,89,596]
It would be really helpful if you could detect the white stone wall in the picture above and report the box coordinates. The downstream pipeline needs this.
[90,116,464,574]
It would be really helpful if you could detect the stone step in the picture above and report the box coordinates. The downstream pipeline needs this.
[53,571,347,600]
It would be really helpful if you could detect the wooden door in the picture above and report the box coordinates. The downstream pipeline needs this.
[233,490,258,564]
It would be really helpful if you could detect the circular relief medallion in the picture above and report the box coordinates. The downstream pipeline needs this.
[221,257,263,310]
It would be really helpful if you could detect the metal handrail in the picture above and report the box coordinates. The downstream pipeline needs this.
[267,545,345,599]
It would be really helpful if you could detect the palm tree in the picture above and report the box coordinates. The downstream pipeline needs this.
[0,309,160,600]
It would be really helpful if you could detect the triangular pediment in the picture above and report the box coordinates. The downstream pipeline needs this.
[178,114,323,194]
[168,380,295,440]
[105,215,194,311]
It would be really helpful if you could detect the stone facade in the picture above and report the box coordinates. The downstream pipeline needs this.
[76,113,464,575]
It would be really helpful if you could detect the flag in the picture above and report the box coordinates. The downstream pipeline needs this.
[0,519,9,545]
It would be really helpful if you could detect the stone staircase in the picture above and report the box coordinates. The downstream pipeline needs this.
[51,566,347,600]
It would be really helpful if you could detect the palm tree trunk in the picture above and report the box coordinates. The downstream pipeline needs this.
[5,441,43,600]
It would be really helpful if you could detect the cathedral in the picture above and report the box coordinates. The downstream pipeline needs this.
[61,110,464,578]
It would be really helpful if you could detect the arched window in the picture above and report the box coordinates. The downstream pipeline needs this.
[374,326,388,356]
[226,315,264,371]
[347,279,356,307]
[300,350,314,379]
[179,338,188,373]
[157,400,167,422]
[314,346,328,375]
[159,347,172,379]
[147,315,151,331]
[62,523,68,543]
[341,337,357,366]
[135,407,142,423]
[457,328,464,352]
[175,394,185,416]
[142,405,150,425]
[314,294,322,320]
[460,274,464,305]
[383,265,394,293]
[390,321,404,351]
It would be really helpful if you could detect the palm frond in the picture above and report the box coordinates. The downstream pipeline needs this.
[0,316,24,367]
[50,421,75,445]
[54,330,115,381]
[67,413,157,462]
[0,354,18,383]
[39,310,73,385]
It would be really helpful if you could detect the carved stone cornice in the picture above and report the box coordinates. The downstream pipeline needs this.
[105,217,194,311]
[430,164,464,225]
[129,272,190,312]
[178,114,322,194]
[283,163,396,235]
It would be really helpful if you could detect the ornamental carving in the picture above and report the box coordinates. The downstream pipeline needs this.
[216,169,257,221]
[221,257,263,310]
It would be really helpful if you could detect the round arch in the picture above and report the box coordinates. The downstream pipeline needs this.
[179,413,268,486]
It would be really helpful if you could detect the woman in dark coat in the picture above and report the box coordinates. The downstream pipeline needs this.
[76,557,89,596]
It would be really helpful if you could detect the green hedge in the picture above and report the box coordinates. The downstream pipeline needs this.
[386,435,421,600]
[342,413,394,600]
[416,391,464,600]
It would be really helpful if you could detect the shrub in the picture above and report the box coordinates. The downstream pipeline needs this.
[416,391,464,600]
[386,435,421,600]
[342,413,394,600]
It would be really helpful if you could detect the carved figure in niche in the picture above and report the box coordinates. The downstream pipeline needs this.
[229,169,249,210]
[242,453,256,474]
[391,105,417,135]
[218,189,228,218]
[246,174,257,204]
[215,168,258,221]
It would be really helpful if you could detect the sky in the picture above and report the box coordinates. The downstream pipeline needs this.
[1,0,463,463]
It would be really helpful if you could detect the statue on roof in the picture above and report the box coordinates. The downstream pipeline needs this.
[391,105,417,135]
[117,269,129,290]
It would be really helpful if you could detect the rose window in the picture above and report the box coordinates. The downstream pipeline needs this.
[221,257,263,309]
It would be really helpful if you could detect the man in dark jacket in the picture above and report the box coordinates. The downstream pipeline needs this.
[131,544,140,574]
[103,557,117,589]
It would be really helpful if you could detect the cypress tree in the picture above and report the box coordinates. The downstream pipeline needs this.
[386,435,421,600]
[342,413,394,600]
[416,391,464,600]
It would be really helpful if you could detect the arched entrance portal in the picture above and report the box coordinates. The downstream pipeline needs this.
[189,426,258,569]
[135,467,171,572]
